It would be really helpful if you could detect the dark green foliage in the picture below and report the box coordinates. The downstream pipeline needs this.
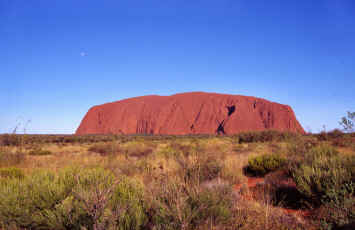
[0,167,25,179]
[236,130,299,144]
[245,154,286,176]
[0,134,218,146]
[314,195,355,230]
[28,148,52,156]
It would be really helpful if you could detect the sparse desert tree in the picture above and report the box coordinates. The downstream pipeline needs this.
[339,111,355,132]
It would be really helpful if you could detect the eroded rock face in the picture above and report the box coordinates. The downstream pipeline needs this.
[76,92,304,135]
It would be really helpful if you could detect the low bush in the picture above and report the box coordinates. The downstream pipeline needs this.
[174,149,224,183]
[313,195,355,230]
[0,134,22,146]
[0,167,25,179]
[0,151,25,167]
[121,141,155,159]
[289,144,354,229]
[290,145,354,207]
[236,130,298,144]
[315,129,345,141]
[245,154,286,176]
[286,136,318,160]
[186,158,222,182]
[0,168,148,230]
[88,142,120,156]
[0,170,75,229]
[148,177,234,230]
[28,148,52,156]
[331,136,355,148]
[110,177,147,229]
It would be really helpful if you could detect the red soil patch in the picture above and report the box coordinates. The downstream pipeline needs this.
[235,176,310,218]
[234,177,265,191]
[76,92,305,135]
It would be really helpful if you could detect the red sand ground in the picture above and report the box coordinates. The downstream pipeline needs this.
[76,92,304,135]
[234,177,311,218]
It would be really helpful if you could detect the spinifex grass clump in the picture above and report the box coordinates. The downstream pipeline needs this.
[290,144,355,229]
[121,141,155,159]
[172,143,224,183]
[0,134,22,146]
[236,130,298,144]
[146,176,235,230]
[290,145,354,205]
[0,168,147,230]
[245,154,286,177]
[0,149,25,167]
[28,148,52,156]
[88,142,120,156]
[0,167,25,179]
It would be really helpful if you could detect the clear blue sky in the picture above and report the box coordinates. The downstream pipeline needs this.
[1,0,354,134]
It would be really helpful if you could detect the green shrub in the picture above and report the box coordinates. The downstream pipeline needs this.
[0,167,148,230]
[28,148,52,156]
[190,185,234,226]
[245,154,286,176]
[290,145,354,207]
[0,170,76,229]
[186,159,223,182]
[286,136,318,157]
[110,177,147,230]
[174,149,223,183]
[314,195,355,230]
[0,167,25,179]
[149,178,234,230]
[237,130,298,144]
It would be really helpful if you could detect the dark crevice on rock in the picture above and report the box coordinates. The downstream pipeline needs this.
[227,105,236,116]
[189,102,205,133]
[216,119,226,135]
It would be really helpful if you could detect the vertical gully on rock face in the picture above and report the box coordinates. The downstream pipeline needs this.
[216,119,226,134]
[216,105,236,135]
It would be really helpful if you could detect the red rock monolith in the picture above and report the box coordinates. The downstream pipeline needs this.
[76,92,304,135]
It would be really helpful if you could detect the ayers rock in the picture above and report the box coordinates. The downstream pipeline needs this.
[76,92,305,135]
